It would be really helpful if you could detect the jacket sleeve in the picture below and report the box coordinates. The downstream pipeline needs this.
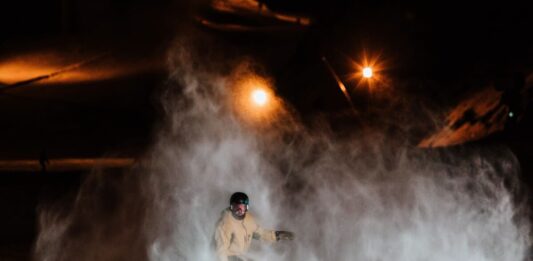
[250,216,277,242]
[214,219,231,261]
[253,226,277,242]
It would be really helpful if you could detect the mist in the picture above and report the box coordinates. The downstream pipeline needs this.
[34,38,531,261]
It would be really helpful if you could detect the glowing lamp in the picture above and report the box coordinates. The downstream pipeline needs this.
[251,88,268,106]
[362,67,373,78]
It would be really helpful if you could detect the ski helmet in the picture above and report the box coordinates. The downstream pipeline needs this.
[230,192,249,206]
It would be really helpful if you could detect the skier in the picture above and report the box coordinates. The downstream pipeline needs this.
[214,192,294,261]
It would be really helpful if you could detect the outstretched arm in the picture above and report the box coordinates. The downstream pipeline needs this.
[253,226,295,242]
[249,214,295,242]
[252,225,277,242]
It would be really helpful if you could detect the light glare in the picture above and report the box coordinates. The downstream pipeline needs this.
[252,89,268,106]
[363,67,373,78]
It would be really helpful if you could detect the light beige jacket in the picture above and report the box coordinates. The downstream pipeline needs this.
[214,208,277,261]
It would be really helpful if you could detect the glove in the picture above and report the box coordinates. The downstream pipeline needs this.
[275,230,295,241]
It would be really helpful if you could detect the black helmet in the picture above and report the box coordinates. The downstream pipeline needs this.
[230,192,249,206]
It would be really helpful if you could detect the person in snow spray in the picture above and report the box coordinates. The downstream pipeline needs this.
[214,192,295,261]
